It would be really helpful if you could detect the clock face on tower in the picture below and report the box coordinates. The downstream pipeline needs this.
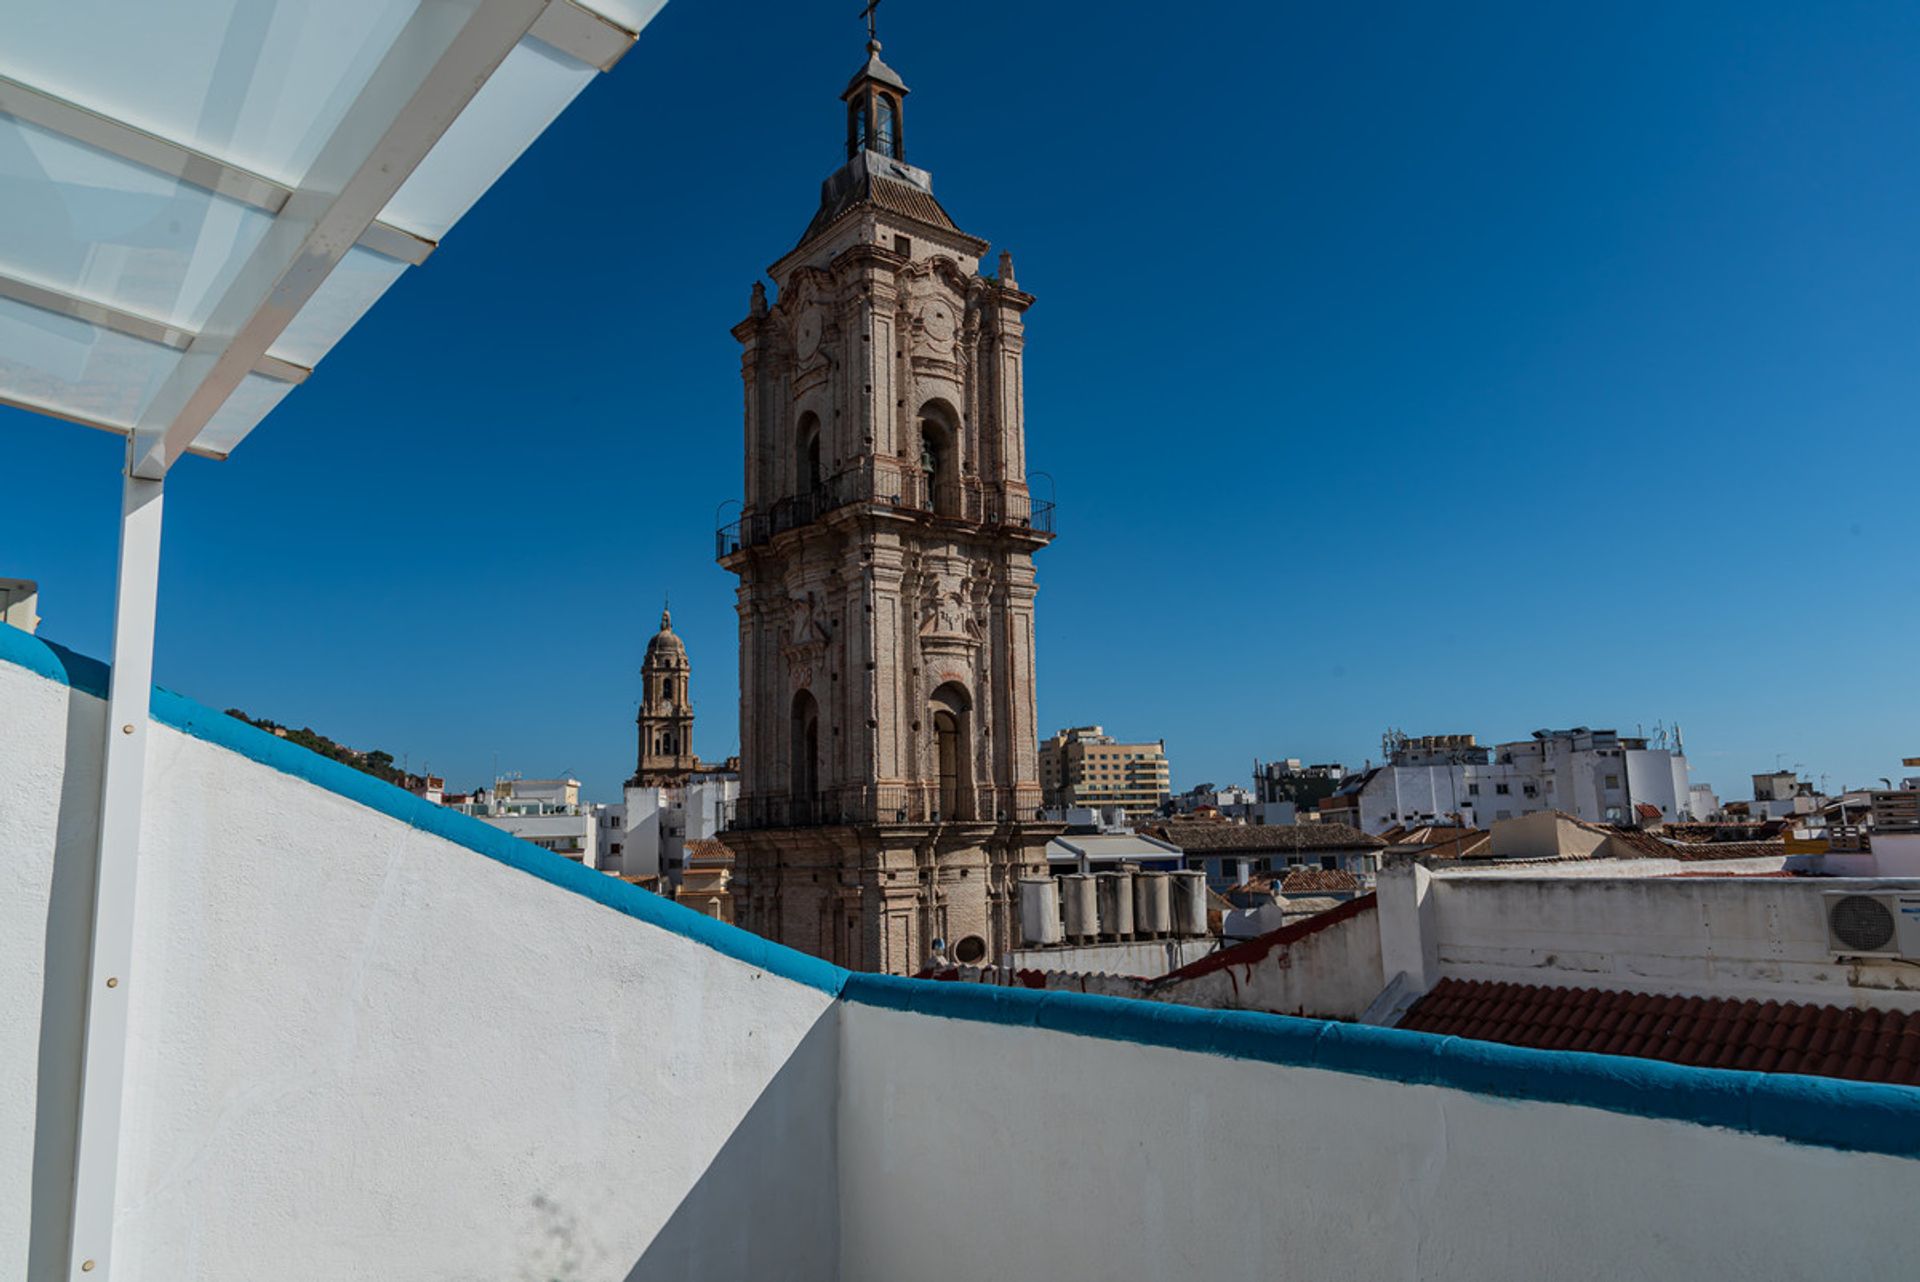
[919,300,955,352]
[794,308,822,361]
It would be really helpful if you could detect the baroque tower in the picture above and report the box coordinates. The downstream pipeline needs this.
[632,606,697,785]
[718,32,1057,974]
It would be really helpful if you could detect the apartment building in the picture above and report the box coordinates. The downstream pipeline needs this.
[1039,725,1172,819]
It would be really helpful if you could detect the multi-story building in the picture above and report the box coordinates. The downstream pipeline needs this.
[459,777,603,868]
[718,32,1058,974]
[1744,770,1822,820]
[1039,726,1171,820]
[1252,758,1347,814]
[1329,726,1696,833]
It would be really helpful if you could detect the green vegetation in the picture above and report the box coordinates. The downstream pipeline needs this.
[222,709,427,791]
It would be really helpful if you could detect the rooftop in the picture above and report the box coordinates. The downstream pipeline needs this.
[1143,819,1385,853]
[1401,979,1920,1087]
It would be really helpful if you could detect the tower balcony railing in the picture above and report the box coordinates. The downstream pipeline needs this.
[722,783,1048,831]
[717,467,1056,559]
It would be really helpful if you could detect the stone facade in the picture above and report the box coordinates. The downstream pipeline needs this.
[718,39,1058,974]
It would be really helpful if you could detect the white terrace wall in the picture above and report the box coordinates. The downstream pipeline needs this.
[1147,897,1383,1017]
[1427,873,1920,1009]
[837,988,1920,1282]
[8,636,1920,1282]
[0,652,839,1282]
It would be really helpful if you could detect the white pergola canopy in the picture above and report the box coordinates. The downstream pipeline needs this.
[3,4,664,1277]
[1,0,658,472]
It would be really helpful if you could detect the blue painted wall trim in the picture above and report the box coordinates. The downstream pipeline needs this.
[0,625,848,996]
[10,624,1919,1159]
[840,973,1920,1161]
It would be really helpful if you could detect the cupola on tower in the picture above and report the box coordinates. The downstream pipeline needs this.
[716,21,1058,975]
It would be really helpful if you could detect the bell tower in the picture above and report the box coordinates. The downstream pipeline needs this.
[717,26,1059,974]
[632,605,697,786]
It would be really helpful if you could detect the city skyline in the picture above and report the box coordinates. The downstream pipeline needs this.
[7,0,1918,804]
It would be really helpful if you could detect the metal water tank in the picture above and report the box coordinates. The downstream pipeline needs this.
[1133,871,1172,938]
[1170,870,1208,937]
[1095,871,1135,940]
[1018,877,1062,947]
[1060,873,1098,942]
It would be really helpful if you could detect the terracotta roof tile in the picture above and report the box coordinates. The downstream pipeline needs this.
[1399,978,1920,1087]
[1145,820,1385,854]
[1279,867,1361,894]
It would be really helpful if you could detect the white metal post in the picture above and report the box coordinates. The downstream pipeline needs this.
[66,443,165,1279]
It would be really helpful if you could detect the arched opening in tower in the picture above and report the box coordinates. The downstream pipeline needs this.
[929,681,972,821]
[797,411,823,496]
[791,688,821,819]
[917,400,960,516]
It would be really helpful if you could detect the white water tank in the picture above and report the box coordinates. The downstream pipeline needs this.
[1018,877,1062,947]
[1095,871,1135,940]
[1133,871,1171,938]
[1170,870,1208,937]
[1060,873,1098,942]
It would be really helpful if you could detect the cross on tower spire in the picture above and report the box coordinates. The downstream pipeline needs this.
[859,0,881,46]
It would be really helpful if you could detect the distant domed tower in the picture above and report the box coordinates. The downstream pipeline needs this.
[633,606,698,785]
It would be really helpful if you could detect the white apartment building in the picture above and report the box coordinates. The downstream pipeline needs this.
[458,777,604,868]
[1744,770,1822,820]
[617,768,740,885]
[1335,728,1695,833]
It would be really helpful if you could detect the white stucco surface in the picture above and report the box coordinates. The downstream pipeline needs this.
[838,1005,1920,1282]
[0,660,838,1281]
[8,648,1920,1282]
[1428,873,1920,1008]
[1152,901,1385,1018]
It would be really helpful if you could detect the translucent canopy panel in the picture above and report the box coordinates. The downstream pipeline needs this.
[0,0,656,466]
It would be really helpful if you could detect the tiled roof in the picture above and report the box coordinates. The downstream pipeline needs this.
[1661,821,1790,843]
[803,171,960,244]
[1391,828,1491,860]
[1279,867,1360,894]
[684,838,734,865]
[1570,817,1788,864]
[1398,978,1920,1086]
[1145,820,1385,854]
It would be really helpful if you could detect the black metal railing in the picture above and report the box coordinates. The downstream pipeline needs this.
[721,783,1047,831]
[717,470,1057,559]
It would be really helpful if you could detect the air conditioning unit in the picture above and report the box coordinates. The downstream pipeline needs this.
[1823,891,1920,958]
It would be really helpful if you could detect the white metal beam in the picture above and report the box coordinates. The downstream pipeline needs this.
[62,5,554,1276]
[0,270,310,384]
[529,0,639,71]
[65,451,164,1281]
[127,0,550,480]
[0,75,436,268]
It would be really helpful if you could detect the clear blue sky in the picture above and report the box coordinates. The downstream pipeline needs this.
[8,1,1918,802]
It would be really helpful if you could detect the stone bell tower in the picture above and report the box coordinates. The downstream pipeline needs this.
[717,31,1058,974]
[631,605,697,786]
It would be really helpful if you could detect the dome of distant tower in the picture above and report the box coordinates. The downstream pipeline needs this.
[645,609,686,664]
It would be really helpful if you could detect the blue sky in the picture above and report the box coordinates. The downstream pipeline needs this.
[8,1,1919,802]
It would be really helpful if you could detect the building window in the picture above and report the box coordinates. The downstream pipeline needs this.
[1604,774,1620,790]
[1495,783,1510,795]
[1467,783,1479,796]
